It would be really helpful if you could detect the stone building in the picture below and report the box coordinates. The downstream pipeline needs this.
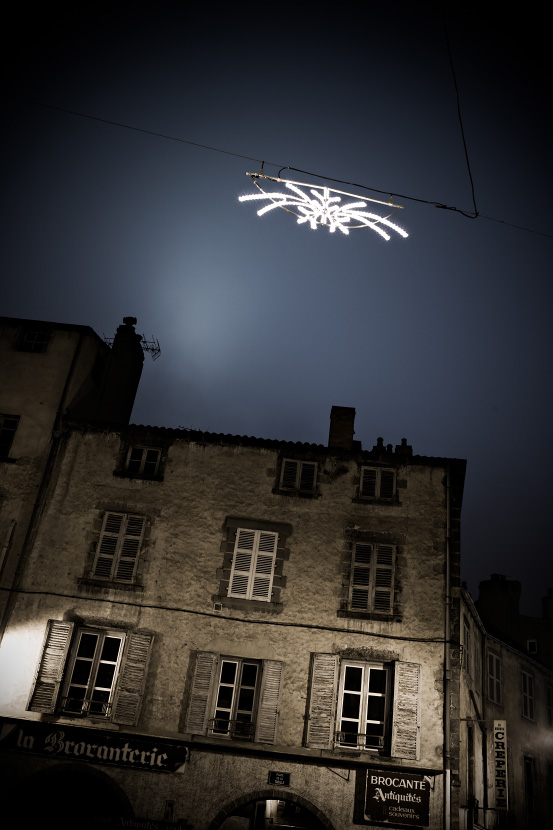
[459,578,553,829]
[0,315,468,829]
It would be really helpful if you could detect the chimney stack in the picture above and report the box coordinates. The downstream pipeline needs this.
[328,406,356,450]
[95,317,144,424]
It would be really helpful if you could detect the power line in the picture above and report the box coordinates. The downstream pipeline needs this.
[10,97,553,240]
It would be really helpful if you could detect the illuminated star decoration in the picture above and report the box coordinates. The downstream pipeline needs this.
[238,173,408,240]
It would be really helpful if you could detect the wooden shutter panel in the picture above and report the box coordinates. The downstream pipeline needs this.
[115,515,145,581]
[255,660,284,744]
[111,632,153,725]
[27,620,74,713]
[380,470,395,499]
[360,468,377,497]
[299,462,316,492]
[251,531,277,601]
[350,543,372,610]
[94,512,124,578]
[373,544,395,613]
[186,652,217,735]
[229,529,256,597]
[281,460,299,490]
[305,653,339,749]
[391,661,421,760]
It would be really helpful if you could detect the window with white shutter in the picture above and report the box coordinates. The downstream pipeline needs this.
[228,528,278,602]
[27,621,152,725]
[279,459,317,493]
[93,512,145,582]
[359,467,395,500]
[186,652,283,744]
[305,654,420,759]
[487,652,502,705]
[349,543,395,614]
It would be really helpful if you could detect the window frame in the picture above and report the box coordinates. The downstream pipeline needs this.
[92,512,146,583]
[347,542,395,615]
[278,458,317,494]
[335,660,390,751]
[358,466,396,501]
[61,628,125,718]
[462,618,471,674]
[228,528,278,602]
[0,414,20,460]
[209,657,261,740]
[27,620,153,726]
[487,651,503,705]
[186,652,284,744]
[16,328,52,353]
[125,446,162,478]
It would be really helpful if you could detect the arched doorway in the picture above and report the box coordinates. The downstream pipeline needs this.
[11,762,134,830]
[210,789,334,830]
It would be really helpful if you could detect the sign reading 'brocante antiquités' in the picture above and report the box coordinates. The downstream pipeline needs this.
[0,717,187,773]
[364,769,431,827]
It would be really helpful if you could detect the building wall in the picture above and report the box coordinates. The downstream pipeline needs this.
[0,420,463,829]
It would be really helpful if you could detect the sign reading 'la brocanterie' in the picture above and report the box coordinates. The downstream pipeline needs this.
[364,769,431,827]
[0,717,187,773]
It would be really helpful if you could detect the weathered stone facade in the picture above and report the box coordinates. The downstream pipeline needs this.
[0,317,468,830]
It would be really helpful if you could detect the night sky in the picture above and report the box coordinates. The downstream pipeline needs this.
[2,4,552,614]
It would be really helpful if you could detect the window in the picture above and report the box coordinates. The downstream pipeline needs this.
[473,639,481,688]
[279,459,317,493]
[305,654,421,760]
[228,528,278,602]
[17,327,52,353]
[125,446,161,478]
[336,661,390,750]
[522,671,535,720]
[185,652,284,744]
[526,639,538,655]
[462,619,471,674]
[92,512,145,582]
[487,652,502,705]
[0,415,19,460]
[524,756,535,828]
[27,620,153,725]
[359,467,395,500]
[348,543,395,614]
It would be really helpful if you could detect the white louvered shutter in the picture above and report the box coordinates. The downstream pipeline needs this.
[255,660,284,744]
[350,543,372,610]
[186,652,217,735]
[305,653,339,749]
[228,529,278,601]
[373,544,395,613]
[93,513,145,582]
[27,620,75,713]
[112,631,153,725]
[391,662,421,760]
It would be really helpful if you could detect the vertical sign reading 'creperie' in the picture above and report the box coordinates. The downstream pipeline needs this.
[493,720,508,810]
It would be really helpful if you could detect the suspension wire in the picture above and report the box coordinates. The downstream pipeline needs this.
[8,96,553,240]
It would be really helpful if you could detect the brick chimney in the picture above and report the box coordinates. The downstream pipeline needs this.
[95,317,144,424]
[328,406,356,450]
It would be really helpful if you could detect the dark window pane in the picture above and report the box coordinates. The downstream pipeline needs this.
[77,633,98,659]
[70,660,92,686]
[344,666,362,692]
[101,637,122,662]
[220,662,237,684]
[342,692,361,719]
[369,669,387,694]
[241,664,258,687]
[237,688,255,713]
[95,663,116,689]
[67,686,86,701]
[367,696,386,722]
[216,686,234,709]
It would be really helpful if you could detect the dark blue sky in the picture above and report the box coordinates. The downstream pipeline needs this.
[2,3,552,614]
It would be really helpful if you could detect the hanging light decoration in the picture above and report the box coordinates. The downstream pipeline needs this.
[238,172,408,240]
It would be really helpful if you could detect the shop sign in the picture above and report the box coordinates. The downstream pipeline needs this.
[493,720,508,810]
[268,771,290,786]
[0,717,187,774]
[363,769,431,827]
[90,818,190,829]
